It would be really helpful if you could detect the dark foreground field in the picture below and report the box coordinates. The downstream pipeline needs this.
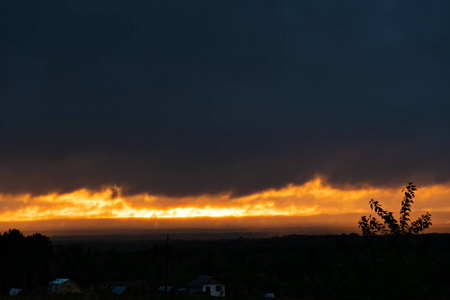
[1,231,449,299]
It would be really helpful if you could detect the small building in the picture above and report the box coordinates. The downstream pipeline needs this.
[9,288,22,296]
[108,280,145,292]
[48,278,81,294]
[157,286,174,292]
[188,275,225,297]
[112,286,127,295]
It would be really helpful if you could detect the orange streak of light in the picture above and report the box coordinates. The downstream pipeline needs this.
[0,178,449,222]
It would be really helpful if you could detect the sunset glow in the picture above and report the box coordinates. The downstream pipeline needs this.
[1,178,449,228]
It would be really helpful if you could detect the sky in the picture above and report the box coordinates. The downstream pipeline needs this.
[1,1,450,234]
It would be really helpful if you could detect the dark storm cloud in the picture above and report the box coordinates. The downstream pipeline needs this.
[1,1,450,196]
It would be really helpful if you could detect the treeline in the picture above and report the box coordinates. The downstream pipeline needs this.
[1,229,450,299]
[0,229,52,293]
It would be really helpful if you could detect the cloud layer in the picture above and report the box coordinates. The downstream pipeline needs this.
[1,1,450,197]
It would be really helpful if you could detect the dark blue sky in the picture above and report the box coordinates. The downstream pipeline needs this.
[1,1,450,196]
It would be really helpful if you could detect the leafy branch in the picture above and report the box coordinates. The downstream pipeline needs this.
[358,182,432,236]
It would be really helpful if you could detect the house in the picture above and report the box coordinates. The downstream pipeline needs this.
[112,286,127,295]
[157,286,174,292]
[108,280,145,292]
[48,278,81,294]
[188,275,225,297]
[9,288,22,296]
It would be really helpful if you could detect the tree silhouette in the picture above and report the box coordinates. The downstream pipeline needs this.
[358,182,432,236]
[0,229,53,292]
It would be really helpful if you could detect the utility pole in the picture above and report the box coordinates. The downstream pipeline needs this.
[165,233,169,296]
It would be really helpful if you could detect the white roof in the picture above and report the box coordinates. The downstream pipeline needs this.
[50,278,69,284]
[9,288,22,296]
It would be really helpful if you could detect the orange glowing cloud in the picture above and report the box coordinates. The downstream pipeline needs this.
[0,178,449,227]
